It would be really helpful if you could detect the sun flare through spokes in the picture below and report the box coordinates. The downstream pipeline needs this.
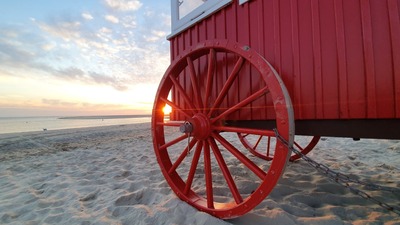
[163,104,172,115]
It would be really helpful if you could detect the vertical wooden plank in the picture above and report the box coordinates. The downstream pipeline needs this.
[170,38,177,120]
[215,10,227,39]
[388,0,400,118]
[319,0,339,119]
[360,0,378,118]
[248,0,266,119]
[257,0,265,57]
[343,0,366,118]
[237,2,252,119]
[273,0,282,74]
[198,20,207,43]
[214,10,227,116]
[370,0,394,118]
[207,15,216,40]
[311,0,324,118]
[225,3,239,118]
[263,0,275,65]
[291,0,302,119]
[199,21,208,111]
[263,0,276,120]
[298,0,316,119]
[334,0,349,118]
[183,31,191,118]
[280,0,294,103]
[176,34,186,120]
[226,1,238,42]
[257,0,269,120]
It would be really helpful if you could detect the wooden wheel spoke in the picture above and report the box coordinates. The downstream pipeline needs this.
[159,134,187,151]
[168,138,197,174]
[209,57,244,117]
[160,97,192,119]
[266,136,271,157]
[213,126,275,137]
[184,141,204,194]
[238,134,319,161]
[253,135,263,150]
[203,141,214,208]
[168,75,198,114]
[187,57,204,110]
[204,49,216,113]
[212,132,266,180]
[208,137,243,204]
[211,86,270,123]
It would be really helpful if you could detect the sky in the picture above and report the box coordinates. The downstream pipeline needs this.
[0,0,171,117]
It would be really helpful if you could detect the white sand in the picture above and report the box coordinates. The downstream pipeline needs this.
[0,123,399,225]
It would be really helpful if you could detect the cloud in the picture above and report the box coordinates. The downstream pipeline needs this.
[42,98,78,107]
[41,98,132,111]
[51,67,129,91]
[0,24,50,69]
[121,15,137,29]
[104,0,143,11]
[88,71,129,91]
[104,14,119,24]
[38,20,82,42]
[143,30,167,42]
[54,67,85,80]
[0,1,171,94]
[82,13,94,20]
[0,40,35,65]
[42,43,56,51]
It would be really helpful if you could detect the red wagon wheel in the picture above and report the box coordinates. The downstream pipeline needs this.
[237,133,320,161]
[152,40,294,219]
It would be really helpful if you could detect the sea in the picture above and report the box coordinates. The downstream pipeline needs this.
[0,115,151,135]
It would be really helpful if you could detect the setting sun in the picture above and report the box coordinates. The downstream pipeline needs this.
[163,104,172,115]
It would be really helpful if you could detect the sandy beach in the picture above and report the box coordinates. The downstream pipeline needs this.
[0,123,399,225]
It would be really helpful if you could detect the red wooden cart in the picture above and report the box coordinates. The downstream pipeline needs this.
[152,0,400,219]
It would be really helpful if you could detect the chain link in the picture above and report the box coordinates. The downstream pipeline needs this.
[273,129,400,216]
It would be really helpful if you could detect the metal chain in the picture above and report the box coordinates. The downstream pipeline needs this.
[273,129,400,216]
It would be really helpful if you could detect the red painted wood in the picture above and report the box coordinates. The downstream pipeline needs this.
[237,2,251,120]
[343,0,366,118]
[361,0,378,118]
[280,0,294,112]
[291,0,302,119]
[334,0,350,118]
[273,0,282,75]
[320,0,339,119]
[372,0,395,118]
[388,0,400,117]
[168,0,400,121]
[298,0,316,119]
[311,0,324,119]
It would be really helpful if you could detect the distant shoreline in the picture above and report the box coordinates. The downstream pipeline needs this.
[0,116,152,135]
[58,114,151,120]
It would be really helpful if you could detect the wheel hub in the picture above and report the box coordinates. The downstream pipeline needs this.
[180,113,211,140]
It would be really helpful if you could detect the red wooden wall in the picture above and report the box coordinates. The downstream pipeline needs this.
[169,0,400,120]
